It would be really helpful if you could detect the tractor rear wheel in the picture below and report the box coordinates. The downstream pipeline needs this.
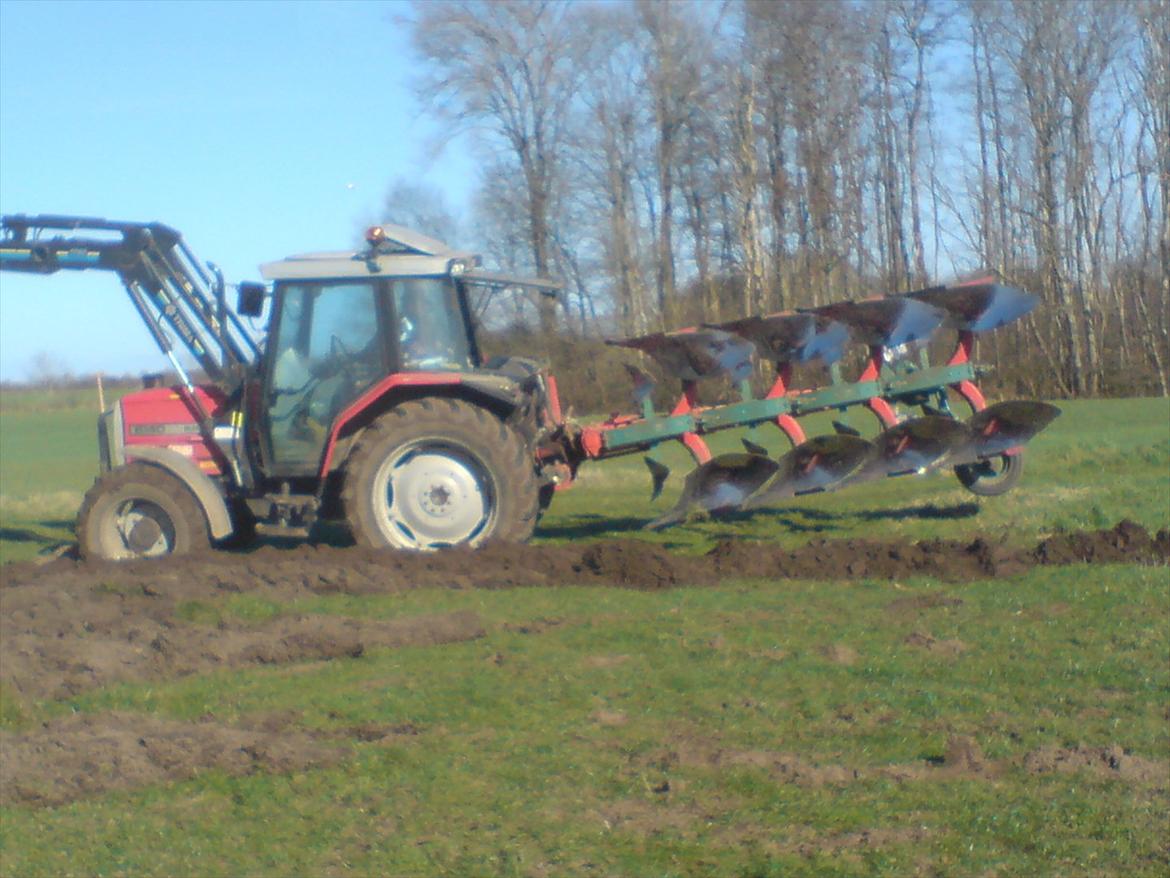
[77,462,211,561]
[955,452,1024,497]
[342,399,539,550]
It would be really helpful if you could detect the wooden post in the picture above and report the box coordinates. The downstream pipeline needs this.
[96,372,106,412]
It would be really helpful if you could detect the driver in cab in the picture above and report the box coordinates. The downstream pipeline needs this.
[397,280,463,370]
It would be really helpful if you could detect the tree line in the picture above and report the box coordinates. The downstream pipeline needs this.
[393,0,1167,400]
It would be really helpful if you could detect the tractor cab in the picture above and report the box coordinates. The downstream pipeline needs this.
[0,214,569,556]
[253,225,556,478]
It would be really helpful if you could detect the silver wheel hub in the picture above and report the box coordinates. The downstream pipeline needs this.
[373,446,493,549]
[111,501,174,558]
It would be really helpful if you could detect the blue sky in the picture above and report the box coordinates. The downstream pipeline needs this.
[0,0,475,381]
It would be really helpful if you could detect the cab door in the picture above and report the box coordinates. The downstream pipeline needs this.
[262,280,386,474]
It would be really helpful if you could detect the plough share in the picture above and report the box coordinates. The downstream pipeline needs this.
[563,278,1059,529]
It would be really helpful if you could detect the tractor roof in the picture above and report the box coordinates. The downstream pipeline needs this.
[260,223,480,281]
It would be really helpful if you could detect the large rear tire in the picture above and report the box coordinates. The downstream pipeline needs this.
[342,399,539,550]
[77,462,211,561]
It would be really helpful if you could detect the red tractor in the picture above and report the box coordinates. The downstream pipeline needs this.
[1,214,1059,561]
[1,216,567,558]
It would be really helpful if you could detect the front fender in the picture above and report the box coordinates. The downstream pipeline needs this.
[122,446,234,539]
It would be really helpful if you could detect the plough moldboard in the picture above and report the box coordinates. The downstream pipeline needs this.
[573,278,1060,529]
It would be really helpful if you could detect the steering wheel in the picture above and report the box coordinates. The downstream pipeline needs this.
[330,334,351,360]
[331,333,368,390]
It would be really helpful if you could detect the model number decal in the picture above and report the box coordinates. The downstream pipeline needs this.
[128,423,199,436]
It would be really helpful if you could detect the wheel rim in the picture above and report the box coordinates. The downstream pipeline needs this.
[370,442,495,550]
[102,499,177,559]
[956,453,1016,488]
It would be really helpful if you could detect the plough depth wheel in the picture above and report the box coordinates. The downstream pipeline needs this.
[955,453,1024,497]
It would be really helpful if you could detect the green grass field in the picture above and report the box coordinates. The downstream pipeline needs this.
[3,395,1166,561]
[0,394,1168,876]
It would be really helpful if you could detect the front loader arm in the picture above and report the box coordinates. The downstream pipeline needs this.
[0,214,260,491]
[0,214,258,383]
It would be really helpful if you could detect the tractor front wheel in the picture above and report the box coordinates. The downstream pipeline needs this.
[77,462,211,561]
[342,399,539,551]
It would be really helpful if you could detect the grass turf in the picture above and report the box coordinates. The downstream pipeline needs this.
[0,393,1167,876]
[1,397,1168,562]
[2,565,1167,876]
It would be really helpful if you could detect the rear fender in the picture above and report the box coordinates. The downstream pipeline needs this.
[319,370,553,477]
[321,373,471,476]
[122,446,233,539]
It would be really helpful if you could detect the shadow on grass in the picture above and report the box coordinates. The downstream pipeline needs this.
[0,519,74,546]
[306,521,356,548]
[7,503,980,558]
[0,527,52,545]
[0,520,77,562]
[647,501,981,540]
[854,502,980,521]
[718,502,980,528]
[702,509,847,540]
[536,515,650,540]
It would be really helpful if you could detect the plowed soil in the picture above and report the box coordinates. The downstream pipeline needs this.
[4,519,1166,597]
[1,710,420,808]
[632,730,1169,789]
[1,712,340,808]
[1,520,1166,808]
[2,520,1165,702]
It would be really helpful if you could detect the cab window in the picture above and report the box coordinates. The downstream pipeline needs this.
[392,277,473,371]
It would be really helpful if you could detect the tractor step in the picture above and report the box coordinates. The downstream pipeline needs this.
[254,522,313,539]
[246,492,319,536]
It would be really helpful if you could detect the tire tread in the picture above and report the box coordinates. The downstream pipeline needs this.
[341,399,539,549]
[76,462,211,560]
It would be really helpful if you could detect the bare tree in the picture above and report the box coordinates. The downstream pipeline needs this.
[412,0,589,333]
[1133,0,1169,394]
[727,66,767,318]
[395,0,1165,397]
[634,0,712,327]
[892,0,948,283]
[28,351,73,388]
[745,0,869,306]
[574,1,654,335]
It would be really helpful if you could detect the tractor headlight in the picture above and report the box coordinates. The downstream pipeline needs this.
[448,259,468,277]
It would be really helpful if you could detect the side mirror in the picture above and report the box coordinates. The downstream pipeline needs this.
[237,282,266,317]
